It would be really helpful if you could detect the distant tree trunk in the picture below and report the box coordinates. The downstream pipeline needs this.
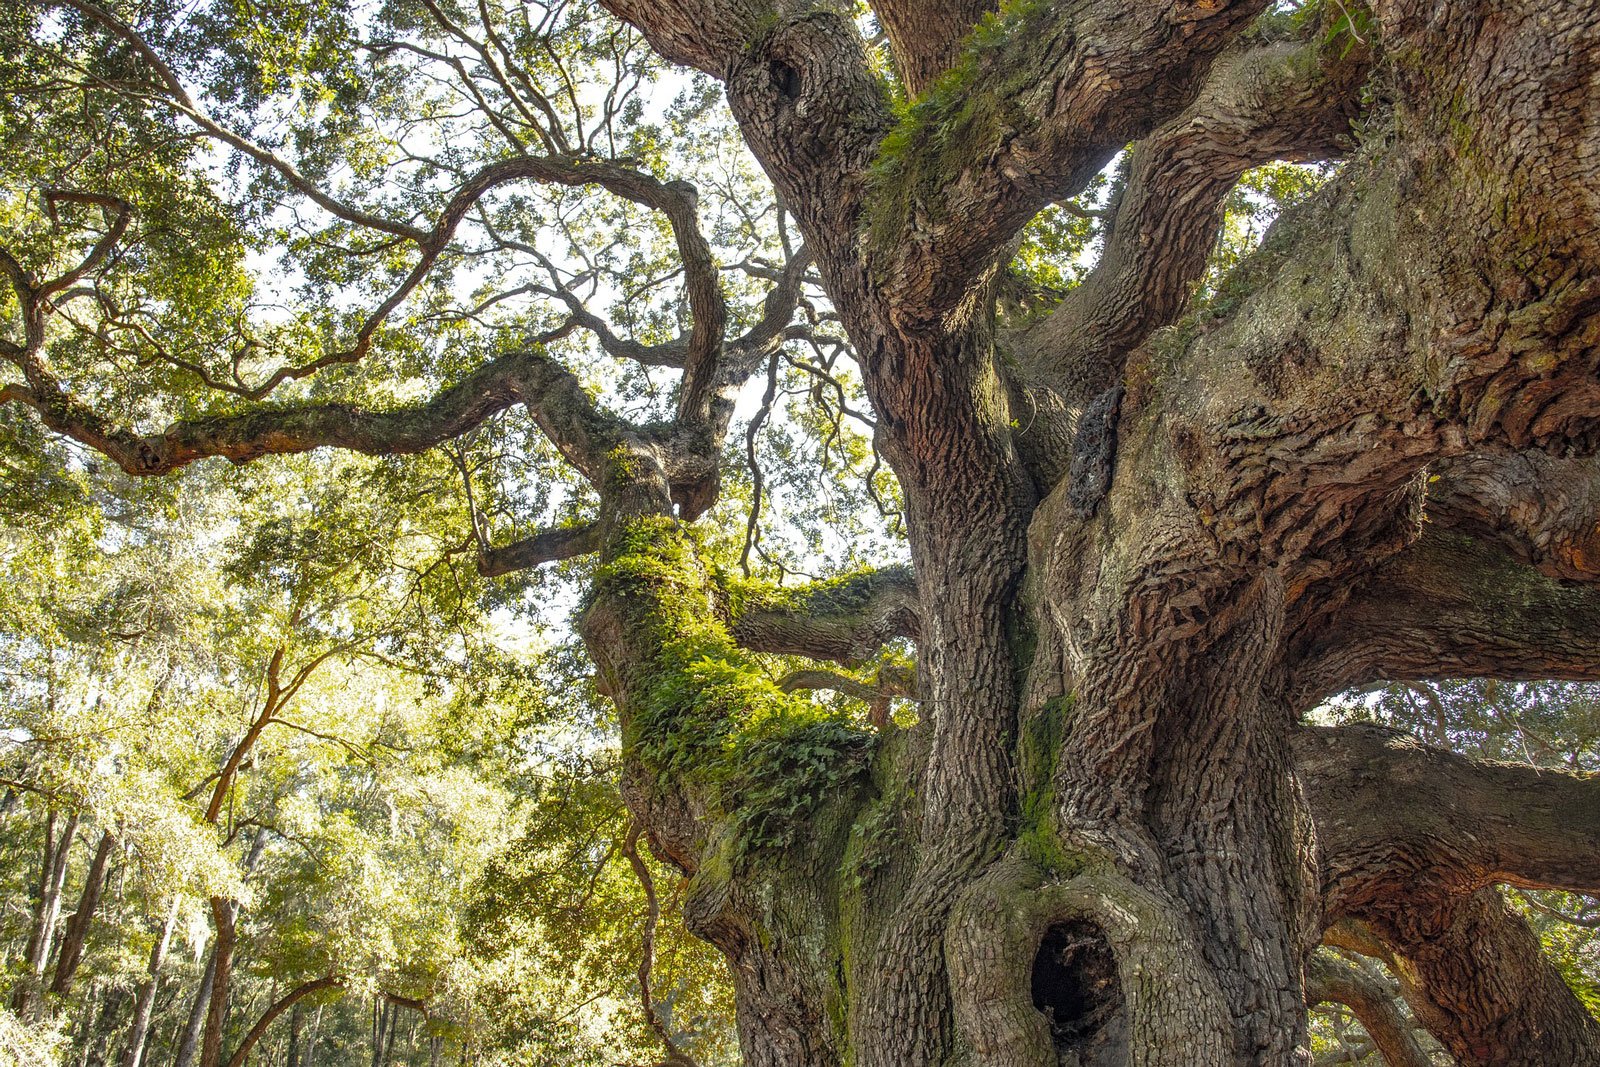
[198,897,237,1067]
[72,985,102,1060]
[84,987,130,1067]
[303,1005,323,1067]
[17,809,81,1017]
[284,1003,300,1067]
[120,896,180,1067]
[173,946,219,1067]
[370,1000,391,1067]
[53,830,117,997]
[199,830,268,1067]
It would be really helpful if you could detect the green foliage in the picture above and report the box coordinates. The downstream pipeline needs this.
[0,435,735,1067]
[461,773,737,1065]
[1195,161,1336,307]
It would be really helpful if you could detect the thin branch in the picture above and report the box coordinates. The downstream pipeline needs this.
[621,823,699,1067]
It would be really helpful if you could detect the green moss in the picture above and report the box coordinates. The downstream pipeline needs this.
[862,0,1052,255]
[601,444,652,494]
[721,563,912,619]
[589,517,872,857]
[1015,695,1085,876]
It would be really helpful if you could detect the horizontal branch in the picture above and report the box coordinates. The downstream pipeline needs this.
[1284,531,1600,709]
[728,565,920,666]
[777,662,916,727]
[1295,723,1600,916]
[476,521,602,577]
[3,344,628,482]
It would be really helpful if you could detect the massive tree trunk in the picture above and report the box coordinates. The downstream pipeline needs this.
[574,1,1600,1065]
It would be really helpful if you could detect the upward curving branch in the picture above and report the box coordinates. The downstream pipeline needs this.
[858,0,1271,319]
[1016,23,1372,396]
[1304,953,1432,1067]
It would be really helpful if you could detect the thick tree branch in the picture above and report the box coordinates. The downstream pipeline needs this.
[727,565,920,665]
[867,0,992,96]
[476,521,602,576]
[1302,724,1600,1063]
[860,0,1271,319]
[3,343,627,482]
[1085,1,1599,649]
[1305,953,1432,1067]
[1426,451,1600,586]
[1295,723,1600,915]
[1326,895,1600,1067]
[1284,531,1600,709]
[1017,26,1371,396]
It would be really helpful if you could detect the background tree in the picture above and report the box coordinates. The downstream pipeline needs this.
[4,0,1600,1065]
[0,432,730,1067]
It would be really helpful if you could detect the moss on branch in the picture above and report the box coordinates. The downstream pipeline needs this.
[862,0,1052,255]
[589,516,873,856]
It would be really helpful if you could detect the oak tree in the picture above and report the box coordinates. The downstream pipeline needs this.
[4,0,1600,1064]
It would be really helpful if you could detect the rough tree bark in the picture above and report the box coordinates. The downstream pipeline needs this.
[577,1,1600,1063]
[51,830,117,999]
[6,0,1600,1065]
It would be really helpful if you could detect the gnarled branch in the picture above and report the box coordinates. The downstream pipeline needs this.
[1305,953,1432,1067]
[1426,451,1600,586]
[1017,24,1371,398]
[858,0,1271,320]
[1324,896,1600,1067]
[3,344,628,483]
[1302,724,1600,1064]
[728,565,920,665]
